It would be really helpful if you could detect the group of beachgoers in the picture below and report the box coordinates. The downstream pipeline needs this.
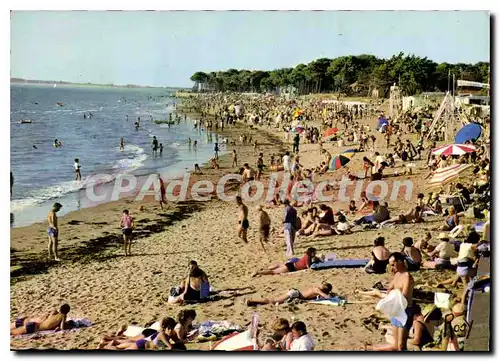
[14,91,490,352]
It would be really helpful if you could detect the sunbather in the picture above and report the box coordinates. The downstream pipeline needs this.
[260,318,294,351]
[422,233,455,269]
[99,317,185,350]
[169,265,208,304]
[252,248,317,277]
[438,206,459,231]
[246,282,333,307]
[364,237,391,274]
[11,304,71,335]
[175,309,197,343]
[380,206,423,226]
[400,237,421,271]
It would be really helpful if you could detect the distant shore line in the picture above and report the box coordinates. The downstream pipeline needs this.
[10,78,187,90]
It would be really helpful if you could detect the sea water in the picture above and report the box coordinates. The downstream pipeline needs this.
[10,84,220,227]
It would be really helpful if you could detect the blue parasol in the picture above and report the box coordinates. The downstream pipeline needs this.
[455,123,482,144]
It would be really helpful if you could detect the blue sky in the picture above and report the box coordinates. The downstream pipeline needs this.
[10,11,490,87]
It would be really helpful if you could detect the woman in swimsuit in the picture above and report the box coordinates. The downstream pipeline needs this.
[169,267,205,304]
[401,237,422,271]
[252,248,316,277]
[439,206,459,231]
[364,237,391,274]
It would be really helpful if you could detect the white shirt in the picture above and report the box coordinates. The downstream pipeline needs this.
[290,334,316,351]
[74,162,81,171]
[282,155,291,171]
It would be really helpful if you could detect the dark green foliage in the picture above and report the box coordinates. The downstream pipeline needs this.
[190,53,489,96]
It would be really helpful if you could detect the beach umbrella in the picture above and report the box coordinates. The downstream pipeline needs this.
[432,144,477,156]
[455,123,482,144]
[343,148,358,154]
[330,152,355,171]
[322,128,339,138]
[428,164,472,187]
[292,125,305,134]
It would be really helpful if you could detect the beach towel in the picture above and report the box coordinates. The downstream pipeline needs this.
[311,258,370,270]
[11,318,93,339]
[309,296,347,306]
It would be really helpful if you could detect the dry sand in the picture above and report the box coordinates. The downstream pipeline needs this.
[10,110,466,350]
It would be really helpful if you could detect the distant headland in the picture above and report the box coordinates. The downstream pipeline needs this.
[10,78,166,89]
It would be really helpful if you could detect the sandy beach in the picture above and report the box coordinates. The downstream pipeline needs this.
[10,101,472,351]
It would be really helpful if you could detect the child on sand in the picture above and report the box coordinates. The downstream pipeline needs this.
[120,210,134,256]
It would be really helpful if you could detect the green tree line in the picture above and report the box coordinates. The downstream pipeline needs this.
[190,52,489,97]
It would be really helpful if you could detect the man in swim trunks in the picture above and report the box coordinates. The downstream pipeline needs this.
[242,163,256,185]
[11,303,71,335]
[236,196,249,243]
[47,202,63,261]
[257,205,271,250]
[246,282,333,307]
[120,209,134,256]
[74,158,82,181]
[386,252,414,351]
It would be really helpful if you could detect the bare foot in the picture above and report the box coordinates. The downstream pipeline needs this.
[54,258,62,262]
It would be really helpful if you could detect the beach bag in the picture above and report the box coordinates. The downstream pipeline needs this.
[376,290,408,325]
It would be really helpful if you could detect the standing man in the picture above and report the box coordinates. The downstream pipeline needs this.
[293,133,300,153]
[10,171,13,198]
[74,158,82,181]
[120,209,134,256]
[214,142,220,160]
[257,205,271,251]
[283,199,297,257]
[120,138,124,151]
[282,151,292,173]
[47,202,63,261]
[236,196,249,243]
[374,252,415,351]
[152,136,159,155]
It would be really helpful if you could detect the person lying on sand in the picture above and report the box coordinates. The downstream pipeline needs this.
[252,248,316,277]
[99,317,185,350]
[379,206,423,226]
[245,282,333,307]
[11,304,71,335]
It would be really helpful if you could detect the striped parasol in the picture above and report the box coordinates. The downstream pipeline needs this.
[432,144,477,156]
[330,152,355,171]
[292,125,305,134]
[428,164,472,187]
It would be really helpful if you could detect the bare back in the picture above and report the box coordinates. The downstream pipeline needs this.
[239,204,248,222]
[391,272,414,306]
[47,210,57,229]
[260,210,271,226]
[39,312,65,331]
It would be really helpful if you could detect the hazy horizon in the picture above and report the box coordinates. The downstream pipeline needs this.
[11,11,490,88]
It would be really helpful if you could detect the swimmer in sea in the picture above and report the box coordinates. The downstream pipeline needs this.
[53,139,62,148]
[120,138,124,151]
[236,196,249,243]
[193,140,198,148]
[152,136,159,155]
[159,143,164,156]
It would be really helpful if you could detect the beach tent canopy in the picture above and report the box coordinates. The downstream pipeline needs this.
[455,123,482,144]
[428,164,472,187]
